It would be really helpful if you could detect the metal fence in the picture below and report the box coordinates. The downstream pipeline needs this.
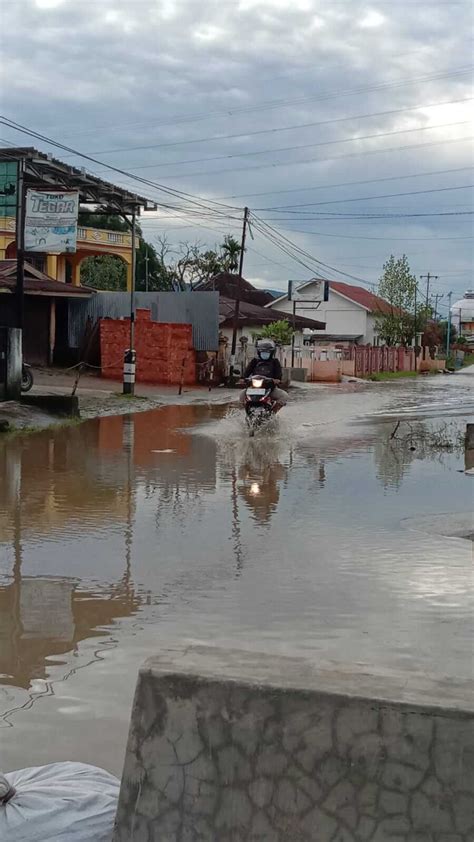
[67,291,219,351]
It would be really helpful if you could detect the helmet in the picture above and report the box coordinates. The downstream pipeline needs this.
[256,339,276,360]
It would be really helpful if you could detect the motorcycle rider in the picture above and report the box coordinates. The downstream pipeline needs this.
[239,339,288,411]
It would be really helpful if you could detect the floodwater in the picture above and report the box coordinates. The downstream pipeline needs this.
[0,373,473,775]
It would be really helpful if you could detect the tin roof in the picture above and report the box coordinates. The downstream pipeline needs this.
[0,147,157,214]
[0,260,93,297]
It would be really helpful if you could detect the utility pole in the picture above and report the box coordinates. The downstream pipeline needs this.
[413,282,417,347]
[420,272,438,310]
[230,206,249,380]
[123,208,137,395]
[433,293,443,320]
[145,246,149,293]
[446,291,453,360]
[16,158,26,330]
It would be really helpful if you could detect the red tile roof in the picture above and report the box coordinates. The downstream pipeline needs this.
[330,281,395,315]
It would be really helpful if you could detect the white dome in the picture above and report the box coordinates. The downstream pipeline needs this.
[451,290,474,321]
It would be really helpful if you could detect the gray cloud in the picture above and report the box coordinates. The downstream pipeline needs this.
[1,0,472,301]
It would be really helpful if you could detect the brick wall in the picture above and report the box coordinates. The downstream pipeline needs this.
[99,308,196,385]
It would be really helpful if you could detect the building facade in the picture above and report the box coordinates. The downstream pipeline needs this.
[0,215,134,289]
[268,279,393,345]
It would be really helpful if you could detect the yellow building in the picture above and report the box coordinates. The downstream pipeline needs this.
[0,215,135,290]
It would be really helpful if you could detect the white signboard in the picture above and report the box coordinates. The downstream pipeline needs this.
[288,279,329,302]
[25,190,79,253]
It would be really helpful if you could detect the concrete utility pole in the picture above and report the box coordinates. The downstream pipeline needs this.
[123,209,137,395]
[145,246,149,293]
[230,206,249,379]
[446,291,453,359]
[420,272,438,310]
[15,158,26,331]
[433,293,443,320]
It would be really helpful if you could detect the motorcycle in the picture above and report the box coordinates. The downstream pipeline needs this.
[243,376,278,437]
[21,364,34,393]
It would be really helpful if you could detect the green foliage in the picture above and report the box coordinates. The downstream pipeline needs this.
[256,320,294,345]
[78,211,131,233]
[81,255,126,290]
[375,254,420,346]
[136,240,174,291]
[438,319,457,347]
[77,213,242,292]
[221,235,241,272]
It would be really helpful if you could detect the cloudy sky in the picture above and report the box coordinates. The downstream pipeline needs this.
[1,0,472,308]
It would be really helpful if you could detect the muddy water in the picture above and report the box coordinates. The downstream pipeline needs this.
[0,376,473,774]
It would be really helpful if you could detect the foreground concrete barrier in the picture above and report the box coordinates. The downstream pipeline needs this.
[114,647,474,841]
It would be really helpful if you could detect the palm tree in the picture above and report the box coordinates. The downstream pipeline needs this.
[221,235,241,273]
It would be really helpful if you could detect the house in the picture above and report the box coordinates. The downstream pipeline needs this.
[0,148,147,290]
[199,272,324,346]
[268,279,394,346]
[0,260,92,365]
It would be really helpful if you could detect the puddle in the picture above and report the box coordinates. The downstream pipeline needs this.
[0,382,472,773]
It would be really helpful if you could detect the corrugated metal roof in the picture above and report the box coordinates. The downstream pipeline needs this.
[67,291,219,351]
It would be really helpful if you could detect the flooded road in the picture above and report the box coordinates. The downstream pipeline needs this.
[1,374,473,775]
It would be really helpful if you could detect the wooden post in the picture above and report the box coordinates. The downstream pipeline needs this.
[178,355,186,395]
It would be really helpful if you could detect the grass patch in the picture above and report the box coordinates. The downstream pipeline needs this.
[368,370,419,382]
[0,416,84,439]
[462,353,474,367]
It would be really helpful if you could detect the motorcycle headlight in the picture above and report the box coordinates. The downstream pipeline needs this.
[251,378,264,388]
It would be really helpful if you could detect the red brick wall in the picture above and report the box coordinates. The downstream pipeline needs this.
[99,309,196,385]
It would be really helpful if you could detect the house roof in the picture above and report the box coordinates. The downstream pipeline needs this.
[219,296,324,330]
[0,260,93,297]
[270,278,395,315]
[198,272,275,307]
[329,281,395,315]
[0,147,156,214]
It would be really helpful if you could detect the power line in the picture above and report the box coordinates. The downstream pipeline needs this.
[256,184,474,212]
[214,166,474,201]
[250,214,374,285]
[261,227,474,242]
[40,65,474,139]
[88,121,470,176]
[0,116,243,219]
[78,97,473,158]
[123,135,474,182]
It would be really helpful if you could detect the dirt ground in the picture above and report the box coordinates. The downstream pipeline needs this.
[0,367,238,432]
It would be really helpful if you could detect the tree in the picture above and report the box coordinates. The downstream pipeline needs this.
[81,255,127,290]
[375,254,421,346]
[221,235,241,272]
[255,320,294,345]
[438,319,457,348]
[78,210,172,291]
[136,239,174,291]
[155,236,241,290]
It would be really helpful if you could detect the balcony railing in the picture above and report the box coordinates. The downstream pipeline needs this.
[1,218,132,249]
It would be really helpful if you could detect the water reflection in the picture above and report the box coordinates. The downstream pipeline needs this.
[0,397,471,711]
[236,440,289,526]
[0,575,139,690]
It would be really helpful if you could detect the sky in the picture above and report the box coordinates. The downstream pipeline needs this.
[0,0,472,310]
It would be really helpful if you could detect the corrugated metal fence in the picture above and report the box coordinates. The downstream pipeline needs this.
[68,291,219,351]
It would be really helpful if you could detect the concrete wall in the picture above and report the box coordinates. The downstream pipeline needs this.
[113,646,474,842]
